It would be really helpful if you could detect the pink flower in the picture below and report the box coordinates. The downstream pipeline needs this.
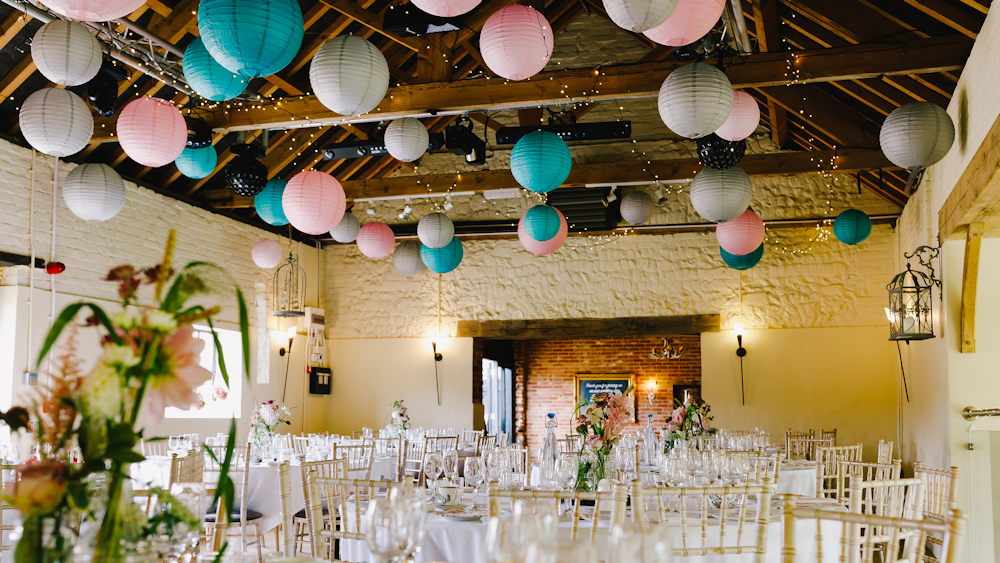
[191,393,205,410]
[586,435,603,450]
[8,461,66,516]
[143,325,212,423]
[213,386,228,401]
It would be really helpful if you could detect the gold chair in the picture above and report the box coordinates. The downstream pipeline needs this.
[786,437,832,461]
[820,428,837,446]
[304,469,395,562]
[815,443,863,499]
[296,459,347,557]
[630,479,773,562]
[461,429,483,444]
[914,462,959,563]
[332,442,374,480]
[836,459,902,506]
[476,434,497,455]
[204,443,263,562]
[785,429,814,451]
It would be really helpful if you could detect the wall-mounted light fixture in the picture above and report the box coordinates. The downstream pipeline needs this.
[736,272,747,406]
[280,325,297,402]
[645,379,657,405]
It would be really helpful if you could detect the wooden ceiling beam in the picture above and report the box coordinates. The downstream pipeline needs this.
[902,0,981,38]
[749,0,786,148]
[118,36,969,135]
[318,0,422,52]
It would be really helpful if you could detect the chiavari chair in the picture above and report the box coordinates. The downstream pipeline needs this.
[877,440,894,464]
[488,482,627,550]
[847,475,926,558]
[370,437,392,459]
[914,462,959,563]
[305,469,395,562]
[332,443,374,480]
[820,428,837,446]
[747,452,779,486]
[836,459,902,505]
[785,429,814,451]
[140,438,169,457]
[630,479,773,562]
[296,459,348,556]
[204,443,263,562]
[400,440,426,485]
[476,434,497,455]
[278,461,295,556]
[292,436,310,455]
[498,431,509,445]
[557,436,581,454]
[786,437,832,461]
[779,495,965,563]
[460,429,483,444]
[506,446,530,476]
[425,435,458,455]
[0,464,19,557]
[815,443,863,499]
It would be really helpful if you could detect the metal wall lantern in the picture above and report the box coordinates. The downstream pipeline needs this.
[886,245,941,341]
[273,251,306,317]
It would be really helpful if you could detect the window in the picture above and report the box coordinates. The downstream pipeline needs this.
[165,325,242,419]
[482,359,512,441]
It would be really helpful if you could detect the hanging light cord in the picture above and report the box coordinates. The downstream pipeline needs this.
[896,341,910,403]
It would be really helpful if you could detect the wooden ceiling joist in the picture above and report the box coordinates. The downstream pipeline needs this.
[99,36,969,135]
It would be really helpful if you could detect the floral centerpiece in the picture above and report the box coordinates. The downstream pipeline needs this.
[248,400,292,460]
[662,397,717,450]
[383,400,409,439]
[4,231,249,563]
[573,387,633,490]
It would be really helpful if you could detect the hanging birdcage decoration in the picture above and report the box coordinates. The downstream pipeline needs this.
[273,251,306,317]
[886,246,940,341]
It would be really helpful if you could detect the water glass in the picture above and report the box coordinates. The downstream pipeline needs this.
[555,454,578,491]
[425,453,443,498]
[464,456,487,508]
[365,499,409,563]
[486,517,518,563]
[608,522,673,563]
[443,449,459,485]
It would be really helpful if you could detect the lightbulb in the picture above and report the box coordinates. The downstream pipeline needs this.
[734,322,744,334]
[286,325,298,338]
[884,307,894,322]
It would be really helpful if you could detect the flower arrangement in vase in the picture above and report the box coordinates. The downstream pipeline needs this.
[5,231,250,563]
[573,387,633,490]
[383,400,409,439]
[662,397,718,450]
[248,400,292,460]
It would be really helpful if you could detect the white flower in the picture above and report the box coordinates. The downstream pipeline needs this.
[391,411,400,421]
[103,345,139,368]
[80,362,121,420]
[143,308,177,332]
[111,309,140,328]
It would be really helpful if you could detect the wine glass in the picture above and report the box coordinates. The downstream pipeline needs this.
[486,517,518,563]
[464,456,486,509]
[365,499,408,563]
[168,436,179,453]
[608,522,673,563]
[443,449,459,485]
[389,485,428,560]
[424,453,443,500]
[556,454,578,491]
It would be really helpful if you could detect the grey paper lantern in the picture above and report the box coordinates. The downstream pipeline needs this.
[384,118,429,162]
[62,163,126,222]
[330,213,360,243]
[879,102,955,170]
[31,20,102,86]
[620,190,656,224]
[310,35,390,117]
[689,166,752,223]
[658,62,733,139]
[603,0,677,32]
[19,88,93,157]
[393,240,427,277]
[417,212,455,249]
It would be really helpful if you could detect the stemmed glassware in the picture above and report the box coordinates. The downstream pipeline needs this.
[443,449,459,485]
[608,522,673,563]
[365,499,409,563]
[388,484,428,561]
[464,456,486,509]
[424,453,443,500]
[555,454,579,516]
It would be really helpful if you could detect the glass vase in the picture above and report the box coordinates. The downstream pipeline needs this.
[575,448,610,491]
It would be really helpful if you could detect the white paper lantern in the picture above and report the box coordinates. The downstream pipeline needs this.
[251,239,283,269]
[603,0,677,32]
[384,118,429,162]
[714,90,760,142]
[62,163,126,222]
[31,20,102,86]
[689,166,752,222]
[658,62,733,139]
[410,0,480,16]
[620,190,656,224]
[879,102,955,169]
[393,240,427,277]
[19,89,93,157]
[330,213,360,243]
[417,212,455,249]
[44,0,146,21]
[481,5,553,81]
[311,35,390,117]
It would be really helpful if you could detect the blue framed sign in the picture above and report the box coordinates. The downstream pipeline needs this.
[575,373,637,422]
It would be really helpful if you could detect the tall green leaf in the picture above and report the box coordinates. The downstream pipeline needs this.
[205,318,229,388]
[36,303,121,369]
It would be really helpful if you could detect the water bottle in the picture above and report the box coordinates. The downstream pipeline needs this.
[643,414,657,464]
[539,413,559,489]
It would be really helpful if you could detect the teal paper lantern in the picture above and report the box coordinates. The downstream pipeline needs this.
[510,130,571,193]
[721,244,763,270]
[174,145,217,179]
[255,179,288,226]
[198,0,304,79]
[834,209,872,245]
[421,236,463,273]
[523,204,560,241]
[183,37,247,101]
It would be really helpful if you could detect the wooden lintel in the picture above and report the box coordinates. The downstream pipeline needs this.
[456,315,722,339]
[939,111,1000,240]
[86,36,970,137]
[960,222,984,353]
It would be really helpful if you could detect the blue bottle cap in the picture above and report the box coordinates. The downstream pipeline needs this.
[547,413,555,418]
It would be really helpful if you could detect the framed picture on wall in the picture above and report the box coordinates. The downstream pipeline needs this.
[575,373,637,423]
[673,384,701,404]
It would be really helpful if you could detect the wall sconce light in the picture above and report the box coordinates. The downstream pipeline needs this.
[734,322,747,406]
[645,379,657,405]
[432,340,443,362]
[280,325,297,402]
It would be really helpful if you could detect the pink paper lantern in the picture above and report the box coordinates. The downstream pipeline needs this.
[356,222,396,259]
[715,91,760,141]
[117,98,186,168]
[716,209,765,256]
[282,170,346,235]
[643,0,726,46]
[518,208,568,256]
[480,5,554,81]
[44,0,146,21]
[411,0,481,17]
[251,239,283,269]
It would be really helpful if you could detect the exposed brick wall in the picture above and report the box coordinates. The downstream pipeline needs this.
[521,336,700,459]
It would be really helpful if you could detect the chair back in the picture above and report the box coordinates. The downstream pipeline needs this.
[297,459,348,557]
[558,435,582,454]
[488,482,627,548]
[913,462,959,522]
[631,479,773,563]
[425,435,458,454]
[787,437,832,461]
[278,461,295,556]
[779,497,965,563]
[141,439,169,457]
[476,434,497,455]
[820,428,837,446]
[292,436,310,454]
[816,443,863,499]
[304,469,395,560]
[877,440,894,464]
[506,446,530,474]
[210,443,253,551]
[332,443,374,479]
[785,429,814,451]
[747,452,779,486]
[837,459,902,503]
[401,440,426,484]
[461,430,483,444]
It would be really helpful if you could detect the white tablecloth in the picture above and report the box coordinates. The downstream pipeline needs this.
[777,461,817,498]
